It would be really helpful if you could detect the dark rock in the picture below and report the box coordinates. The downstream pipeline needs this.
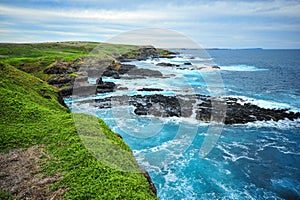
[184,62,192,65]
[44,59,81,74]
[47,76,75,88]
[195,96,300,124]
[212,65,220,69]
[134,106,148,115]
[115,133,123,139]
[137,88,164,92]
[60,87,73,97]
[96,77,104,85]
[96,82,115,93]
[102,63,135,78]
[158,55,176,59]
[117,47,160,61]
[117,87,128,91]
[102,69,119,78]
[126,68,163,78]
[58,90,69,109]
[44,62,69,74]
[116,47,176,61]
[84,94,300,124]
[94,98,112,109]
[96,77,116,93]
[131,94,181,117]
[117,64,136,74]
[141,168,157,195]
[156,62,178,67]
[55,55,300,126]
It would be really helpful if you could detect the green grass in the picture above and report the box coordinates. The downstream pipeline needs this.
[0,42,138,80]
[0,190,14,200]
[0,62,157,199]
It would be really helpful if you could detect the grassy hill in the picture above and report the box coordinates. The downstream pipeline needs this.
[0,42,157,199]
[0,42,138,81]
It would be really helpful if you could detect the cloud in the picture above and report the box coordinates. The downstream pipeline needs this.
[0,0,300,48]
[107,28,201,48]
[2,1,298,26]
[0,4,171,24]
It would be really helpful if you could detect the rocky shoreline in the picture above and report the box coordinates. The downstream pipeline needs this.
[38,45,300,197]
[73,94,300,124]
[44,46,300,125]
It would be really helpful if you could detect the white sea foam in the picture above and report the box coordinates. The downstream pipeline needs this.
[245,118,300,129]
[219,64,268,72]
[226,95,299,111]
[228,142,250,150]
[217,144,255,162]
[191,57,213,62]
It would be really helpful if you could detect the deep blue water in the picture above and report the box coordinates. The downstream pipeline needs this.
[207,49,300,108]
[66,49,300,199]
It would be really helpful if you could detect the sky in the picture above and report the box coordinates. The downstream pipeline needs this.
[0,0,300,49]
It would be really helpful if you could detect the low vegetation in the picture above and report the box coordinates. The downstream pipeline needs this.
[0,42,138,80]
[0,42,157,199]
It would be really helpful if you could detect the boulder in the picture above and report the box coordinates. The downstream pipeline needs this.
[137,88,164,92]
[156,62,178,67]
[96,77,116,93]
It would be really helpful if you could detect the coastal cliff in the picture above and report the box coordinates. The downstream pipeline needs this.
[1,42,299,199]
[0,42,159,199]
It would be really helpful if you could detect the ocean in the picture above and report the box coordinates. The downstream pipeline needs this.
[66,49,300,199]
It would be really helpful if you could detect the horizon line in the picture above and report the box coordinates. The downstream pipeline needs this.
[0,41,299,50]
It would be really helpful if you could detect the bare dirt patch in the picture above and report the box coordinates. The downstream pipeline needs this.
[0,146,65,199]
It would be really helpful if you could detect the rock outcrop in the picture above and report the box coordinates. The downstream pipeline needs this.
[74,94,300,125]
[116,47,160,62]
[43,48,300,125]
[96,77,116,93]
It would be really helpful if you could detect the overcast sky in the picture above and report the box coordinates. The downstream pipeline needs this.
[1,0,300,48]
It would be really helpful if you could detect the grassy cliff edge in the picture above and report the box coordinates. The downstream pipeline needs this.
[0,43,158,199]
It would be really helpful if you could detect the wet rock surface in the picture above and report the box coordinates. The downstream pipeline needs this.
[137,88,164,92]
[44,47,300,124]
[96,77,116,93]
[74,94,300,125]
[156,62,179,67]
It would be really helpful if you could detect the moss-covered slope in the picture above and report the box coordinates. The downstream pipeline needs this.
[0,63,157,199]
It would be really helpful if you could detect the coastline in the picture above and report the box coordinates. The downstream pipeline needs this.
[0,42,161,199]
[1,42,300,199]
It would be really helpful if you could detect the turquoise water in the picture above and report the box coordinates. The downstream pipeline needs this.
[66,49,300,199]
